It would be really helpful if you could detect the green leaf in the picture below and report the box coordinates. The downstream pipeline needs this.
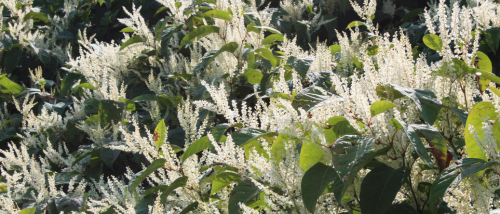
[465,102,500,161]
[231,128,278,146]
[120,35,146,51]
[385,202,418,214]
[288,57,313,79]
[370,101,396,117]
[376,84,405,101]
[129,158,166,191]
[180,202,199,214]
[72,83,97,91]
[132,94,157,102]
[448,107,468,127]
[98,100,125,128]
[485,27,500,55]
[193,42,238,74]
[211,172,241,195]
[488,86,500,97]
[155,7,168,16]
[325,116,359,143]
[429,158,497,214]
[242,69,263,84]
[228,179,261,214]
[423,34,443,51]
[330,45,341,55]
[399,119,435,169]
[0,74,24,94]
[391,85,442,125]
[203,10,232,22]
[157,95,183,109]
[255,48,276,68]
[251,26,282,35]
[159,176,188,203]
[24,12,49,23]
[262,34,283,45]
[120,27,135,32]
[367,45,379,56]
[72,151,97,167]
[471,68,500,85]
[301,162,337,213]
[118,98,136,112]
[154,119,167,149]
[60,73,82,97]
[100,148,121,168]
[179,25,220,49]
[20,207,36,214]
[3,47,23,74]
[409,124,449,172]
[181,136,210,163]
[476,51,492,92]
[299,141,331,171]
[360,165,409,214]
[142,185,168,195]
[346,21,366,29]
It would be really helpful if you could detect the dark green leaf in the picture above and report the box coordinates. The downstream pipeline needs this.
[485,27,500,55]
[100,148,121,169]
[301,162,337,213]
[228,179,261,214]
[142,185,168,195]
[179,25,220,49]
[180,136,210,163]
[255,48,276,68]
[231,128,278,146]
[211,172,241,195]
[288,57,313,79]
[391,85,442,125]
[408,124,449,171]
[120,35,146,51]
[180,202,199,214]
[400,119,435,169]
[385,202,418,214]
[3,47,22,74]
[159,176,188,203]
[360,165,409,214]
[129,158,166,191]
[60,73,82,97]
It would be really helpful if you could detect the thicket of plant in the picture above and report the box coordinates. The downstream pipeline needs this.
[1,0,500,213]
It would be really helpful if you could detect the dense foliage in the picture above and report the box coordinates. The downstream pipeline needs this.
[1,0,500,213]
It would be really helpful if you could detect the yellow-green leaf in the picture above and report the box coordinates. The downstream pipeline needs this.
[154,119,167,149]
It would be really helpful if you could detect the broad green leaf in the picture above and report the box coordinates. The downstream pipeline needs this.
[370,101,396,117]
[409,124,449,172]
[429,158,497,214]
[20,207,36,214]
[129,158,166,191]
[242,69,263,84]
[180,202,199,214]
[243,139,269,160]
[142,185,168,195]
[169,74,193,80]
[270,134,286,163]
[0,74,24,94]
[72,83,97,91]
[24,12,49,23]
[400,119,435,169]
[3,47,23,74]
[346,21,366,29]
[485,27,500,55]
[255,48,276,68]
[54,173,84,185]
[60,73,82,97]
[423,34,443,51]
[360,165,409,214]
[489,86,500,97]
[375,84,405,101]
[465,102,500,161]
[228,179,261,214]
[231,128,278,146]
[391,85,442,125]
[211,172,241,195]
[476,51,492,92]
[287,57,313,79]
[120,35,146,51]
[157,95,183,109]
[330,45,341,55]
[262,34,283,45]
[204,10,232,22]
[98,100,125,128]
[367,45,379,56]
[100,148,121,168]
[159,176,188,203]
[324,116,359,144]
[389,118,403,130]
[154,119,167,149]
[120,27,135,32]
[299,141,331,171]
[119,98,136,112]
[132,94,156,102]
[179,25,220,49]
[72,151,97,167]
[181,136,210,163]
[301,162,337,213]
[448,107,468,127]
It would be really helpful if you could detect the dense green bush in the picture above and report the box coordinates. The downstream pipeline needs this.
[1,0,500,213]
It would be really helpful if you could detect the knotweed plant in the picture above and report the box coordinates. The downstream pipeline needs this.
[1,0,500,213]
